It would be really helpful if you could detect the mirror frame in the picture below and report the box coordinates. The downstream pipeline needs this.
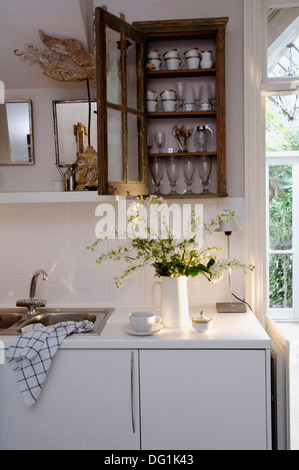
[53,99,97,168]
[0,99,34,166]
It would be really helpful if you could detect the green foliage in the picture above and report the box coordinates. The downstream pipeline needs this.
[266,97,299,152]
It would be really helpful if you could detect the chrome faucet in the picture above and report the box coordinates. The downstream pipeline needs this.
[16,269,48,317]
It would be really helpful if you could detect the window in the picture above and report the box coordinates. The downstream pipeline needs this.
[265,7,299,319]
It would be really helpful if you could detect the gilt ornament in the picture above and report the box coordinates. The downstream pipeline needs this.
[14,29,95,82]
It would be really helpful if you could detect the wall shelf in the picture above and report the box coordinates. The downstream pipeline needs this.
[0,192,125,204]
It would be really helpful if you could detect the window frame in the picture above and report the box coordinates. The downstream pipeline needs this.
[243,0,299,325]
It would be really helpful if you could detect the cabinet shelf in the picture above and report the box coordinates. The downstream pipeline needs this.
[147,111,216,119]
[146,68,216,78]
[162,192,228,199]
[149,152,217,158]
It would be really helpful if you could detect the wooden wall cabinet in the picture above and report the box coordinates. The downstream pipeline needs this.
[96,8,228,197]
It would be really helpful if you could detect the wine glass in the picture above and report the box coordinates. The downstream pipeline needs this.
[154,131,165,153]
[191,84,204,111]
[207,82,216,111]
[166,157,179,194]
[176,82,186,111]
[150,156,164,194]
[198,155,212,193]
[183,157,195,194]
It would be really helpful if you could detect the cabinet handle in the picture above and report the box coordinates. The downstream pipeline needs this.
[131,351,136,434]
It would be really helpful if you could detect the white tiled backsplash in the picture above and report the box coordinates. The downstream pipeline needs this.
[0,198,245,309]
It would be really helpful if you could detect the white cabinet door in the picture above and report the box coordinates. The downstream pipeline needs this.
[139,349,269,450]
[0,349,139,450]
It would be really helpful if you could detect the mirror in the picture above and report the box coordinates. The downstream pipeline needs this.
[0,100,34,165]
[53,99,97,167]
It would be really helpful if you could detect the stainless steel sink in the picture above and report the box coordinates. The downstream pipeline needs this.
[0,308,114,335]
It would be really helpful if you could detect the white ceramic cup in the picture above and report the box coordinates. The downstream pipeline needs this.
[165,57,184,70]
[160,89,176,100]
[148,57,163,71]
[147,49,160,59]
[147,90,158,100]
[129,311,161,332]
[162,99,179,112]
[184,47,200,58]
[147,99,160,112]
[186,55,200,69]
[163,48,182,59]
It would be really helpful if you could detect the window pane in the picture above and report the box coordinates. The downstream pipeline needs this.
[268,165,292,250]
[267,7,299,78]
[106,27,122,105]
[269,253,293,308]
[107,108,123,181]
[126,37,138,110]
[127,113,141,182]
[266,96,299,151]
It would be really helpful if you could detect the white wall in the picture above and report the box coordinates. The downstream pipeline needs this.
[0,198,245,313]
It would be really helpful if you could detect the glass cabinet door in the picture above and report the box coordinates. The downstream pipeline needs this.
[95,7,148,195]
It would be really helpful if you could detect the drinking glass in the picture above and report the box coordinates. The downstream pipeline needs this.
[183,157,195,194]
[191,84,204,111]
[176,82,186,111]
[166,157,179,194]
[198,155,212,193]
[207,82,216,111]
[154,131,165,153]
[150,157,164,194]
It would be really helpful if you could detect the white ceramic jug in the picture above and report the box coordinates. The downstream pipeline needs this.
[200,50,213,69]
[152,276,189,328]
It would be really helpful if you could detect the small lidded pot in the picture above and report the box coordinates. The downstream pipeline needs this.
[192,311,213,333]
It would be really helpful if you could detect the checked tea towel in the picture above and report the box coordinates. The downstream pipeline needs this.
[6,320,93,406]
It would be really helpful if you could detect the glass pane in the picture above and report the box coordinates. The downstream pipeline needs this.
[106,27,122,105]
[107,107,123,181]
[128,113,140,181]
[126,37,138,110]
[268,165,292,251]
[269,253,293,308]
[266,96,299,151]
[267,7,299,78]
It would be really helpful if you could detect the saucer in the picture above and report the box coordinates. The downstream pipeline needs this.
[124,324,163,336]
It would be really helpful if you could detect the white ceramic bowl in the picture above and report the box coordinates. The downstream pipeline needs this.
[192,311,213,333]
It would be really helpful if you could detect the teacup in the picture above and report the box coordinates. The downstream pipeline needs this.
[162,99,179,112]
[129,311,161,332]
[184,102,195,112]
[160,89,176,100]
[163,48,182,59]
[147,49,160,59]
[165,57,184,71]
[148,57,163,71]
[184,47,200,58]
[186,55,200,69]
[147,99,160,112]
[147,90,158,100]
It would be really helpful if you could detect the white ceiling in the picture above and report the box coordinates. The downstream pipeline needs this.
[0,0,94,89]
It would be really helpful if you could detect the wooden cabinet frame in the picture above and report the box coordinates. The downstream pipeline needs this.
[96,8,228,197]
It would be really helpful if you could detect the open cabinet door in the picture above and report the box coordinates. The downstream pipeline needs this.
[95,7,148,195]
[266,316,290,450]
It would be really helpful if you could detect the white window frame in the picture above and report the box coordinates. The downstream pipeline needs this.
[266,151,299,320]
[243,0,299,325]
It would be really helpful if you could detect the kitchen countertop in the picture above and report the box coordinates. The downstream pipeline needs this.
[0,304,271,350]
